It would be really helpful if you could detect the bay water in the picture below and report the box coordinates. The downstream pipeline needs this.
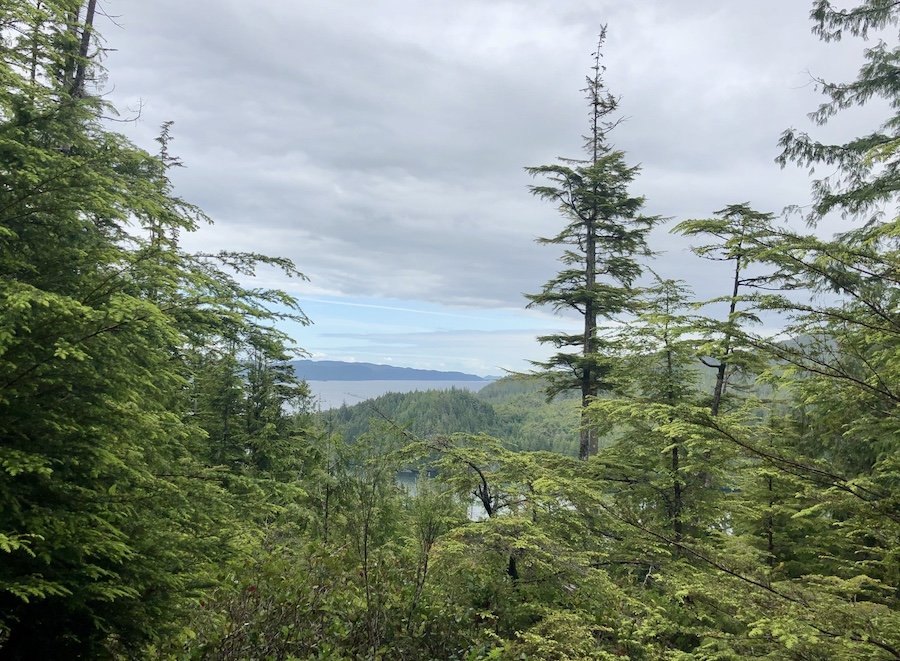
[307,379,492,410]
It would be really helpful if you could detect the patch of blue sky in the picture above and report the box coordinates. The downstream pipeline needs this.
[279,293,580,376]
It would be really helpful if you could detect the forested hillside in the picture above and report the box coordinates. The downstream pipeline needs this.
[320,377,582,455]
[478,378,582,454]
[322,388,503,442]
[1,2,898,659]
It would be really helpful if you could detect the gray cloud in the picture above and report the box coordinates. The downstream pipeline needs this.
[102,0,876,309]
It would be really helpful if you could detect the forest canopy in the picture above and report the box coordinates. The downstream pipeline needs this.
[0,1,897,659]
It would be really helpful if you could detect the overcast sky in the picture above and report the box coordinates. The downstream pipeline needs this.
[99,1,877,375]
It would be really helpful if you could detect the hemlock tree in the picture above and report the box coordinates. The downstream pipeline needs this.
[526,28,659,459]
[0,1,308,655]
[628,3,900,655]
[774,0,899,605]
[673,203,774,416]
[779,0,900,228]
[589,277,711,544]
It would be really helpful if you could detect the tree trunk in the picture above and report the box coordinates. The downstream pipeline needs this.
[71,0,97,97]
[581,214,597,460]
[506,554,519,582]
[666,346,683,541]
[710,253,742,416]
[766,474,775,566]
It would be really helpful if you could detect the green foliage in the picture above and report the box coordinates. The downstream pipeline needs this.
[319,378,586,456]
[1,1,898,659]
[322,388,502,444]
[781,0,900,223]
[525,30,661,459]
[0,2,308,655]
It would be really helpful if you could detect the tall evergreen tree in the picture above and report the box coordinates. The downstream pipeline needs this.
[640,4,900,655]
[0,2,308,655]
[526,28,659,459]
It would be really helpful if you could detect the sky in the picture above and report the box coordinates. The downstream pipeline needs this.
[97,1,878,376]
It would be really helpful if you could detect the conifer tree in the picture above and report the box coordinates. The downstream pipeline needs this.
[526,28,659,459]
[673,204,774,415]
[0,2,308,654]
[637,4,900,654]
[590,277,709,543]
[779,0,900,228]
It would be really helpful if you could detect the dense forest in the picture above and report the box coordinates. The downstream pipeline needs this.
[320,378,583,456]
[1,1,898,659]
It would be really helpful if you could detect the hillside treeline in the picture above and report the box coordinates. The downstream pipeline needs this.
[320,379,582,455]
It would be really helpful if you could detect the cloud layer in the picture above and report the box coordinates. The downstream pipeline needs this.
[97,1,880,371]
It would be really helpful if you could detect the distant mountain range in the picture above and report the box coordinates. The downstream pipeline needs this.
[292,359,492,382]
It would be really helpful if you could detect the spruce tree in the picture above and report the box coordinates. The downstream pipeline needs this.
[526,28,659,459]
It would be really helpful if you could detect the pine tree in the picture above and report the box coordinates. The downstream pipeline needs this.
[526,28,659,460]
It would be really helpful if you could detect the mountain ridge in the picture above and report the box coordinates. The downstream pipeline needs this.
[292,359,491,382]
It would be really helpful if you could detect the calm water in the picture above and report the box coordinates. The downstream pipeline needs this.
[397,471,487,521]
[307,379,493,410]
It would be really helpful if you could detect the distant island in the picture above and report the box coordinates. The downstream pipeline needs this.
[292,359,492,382]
